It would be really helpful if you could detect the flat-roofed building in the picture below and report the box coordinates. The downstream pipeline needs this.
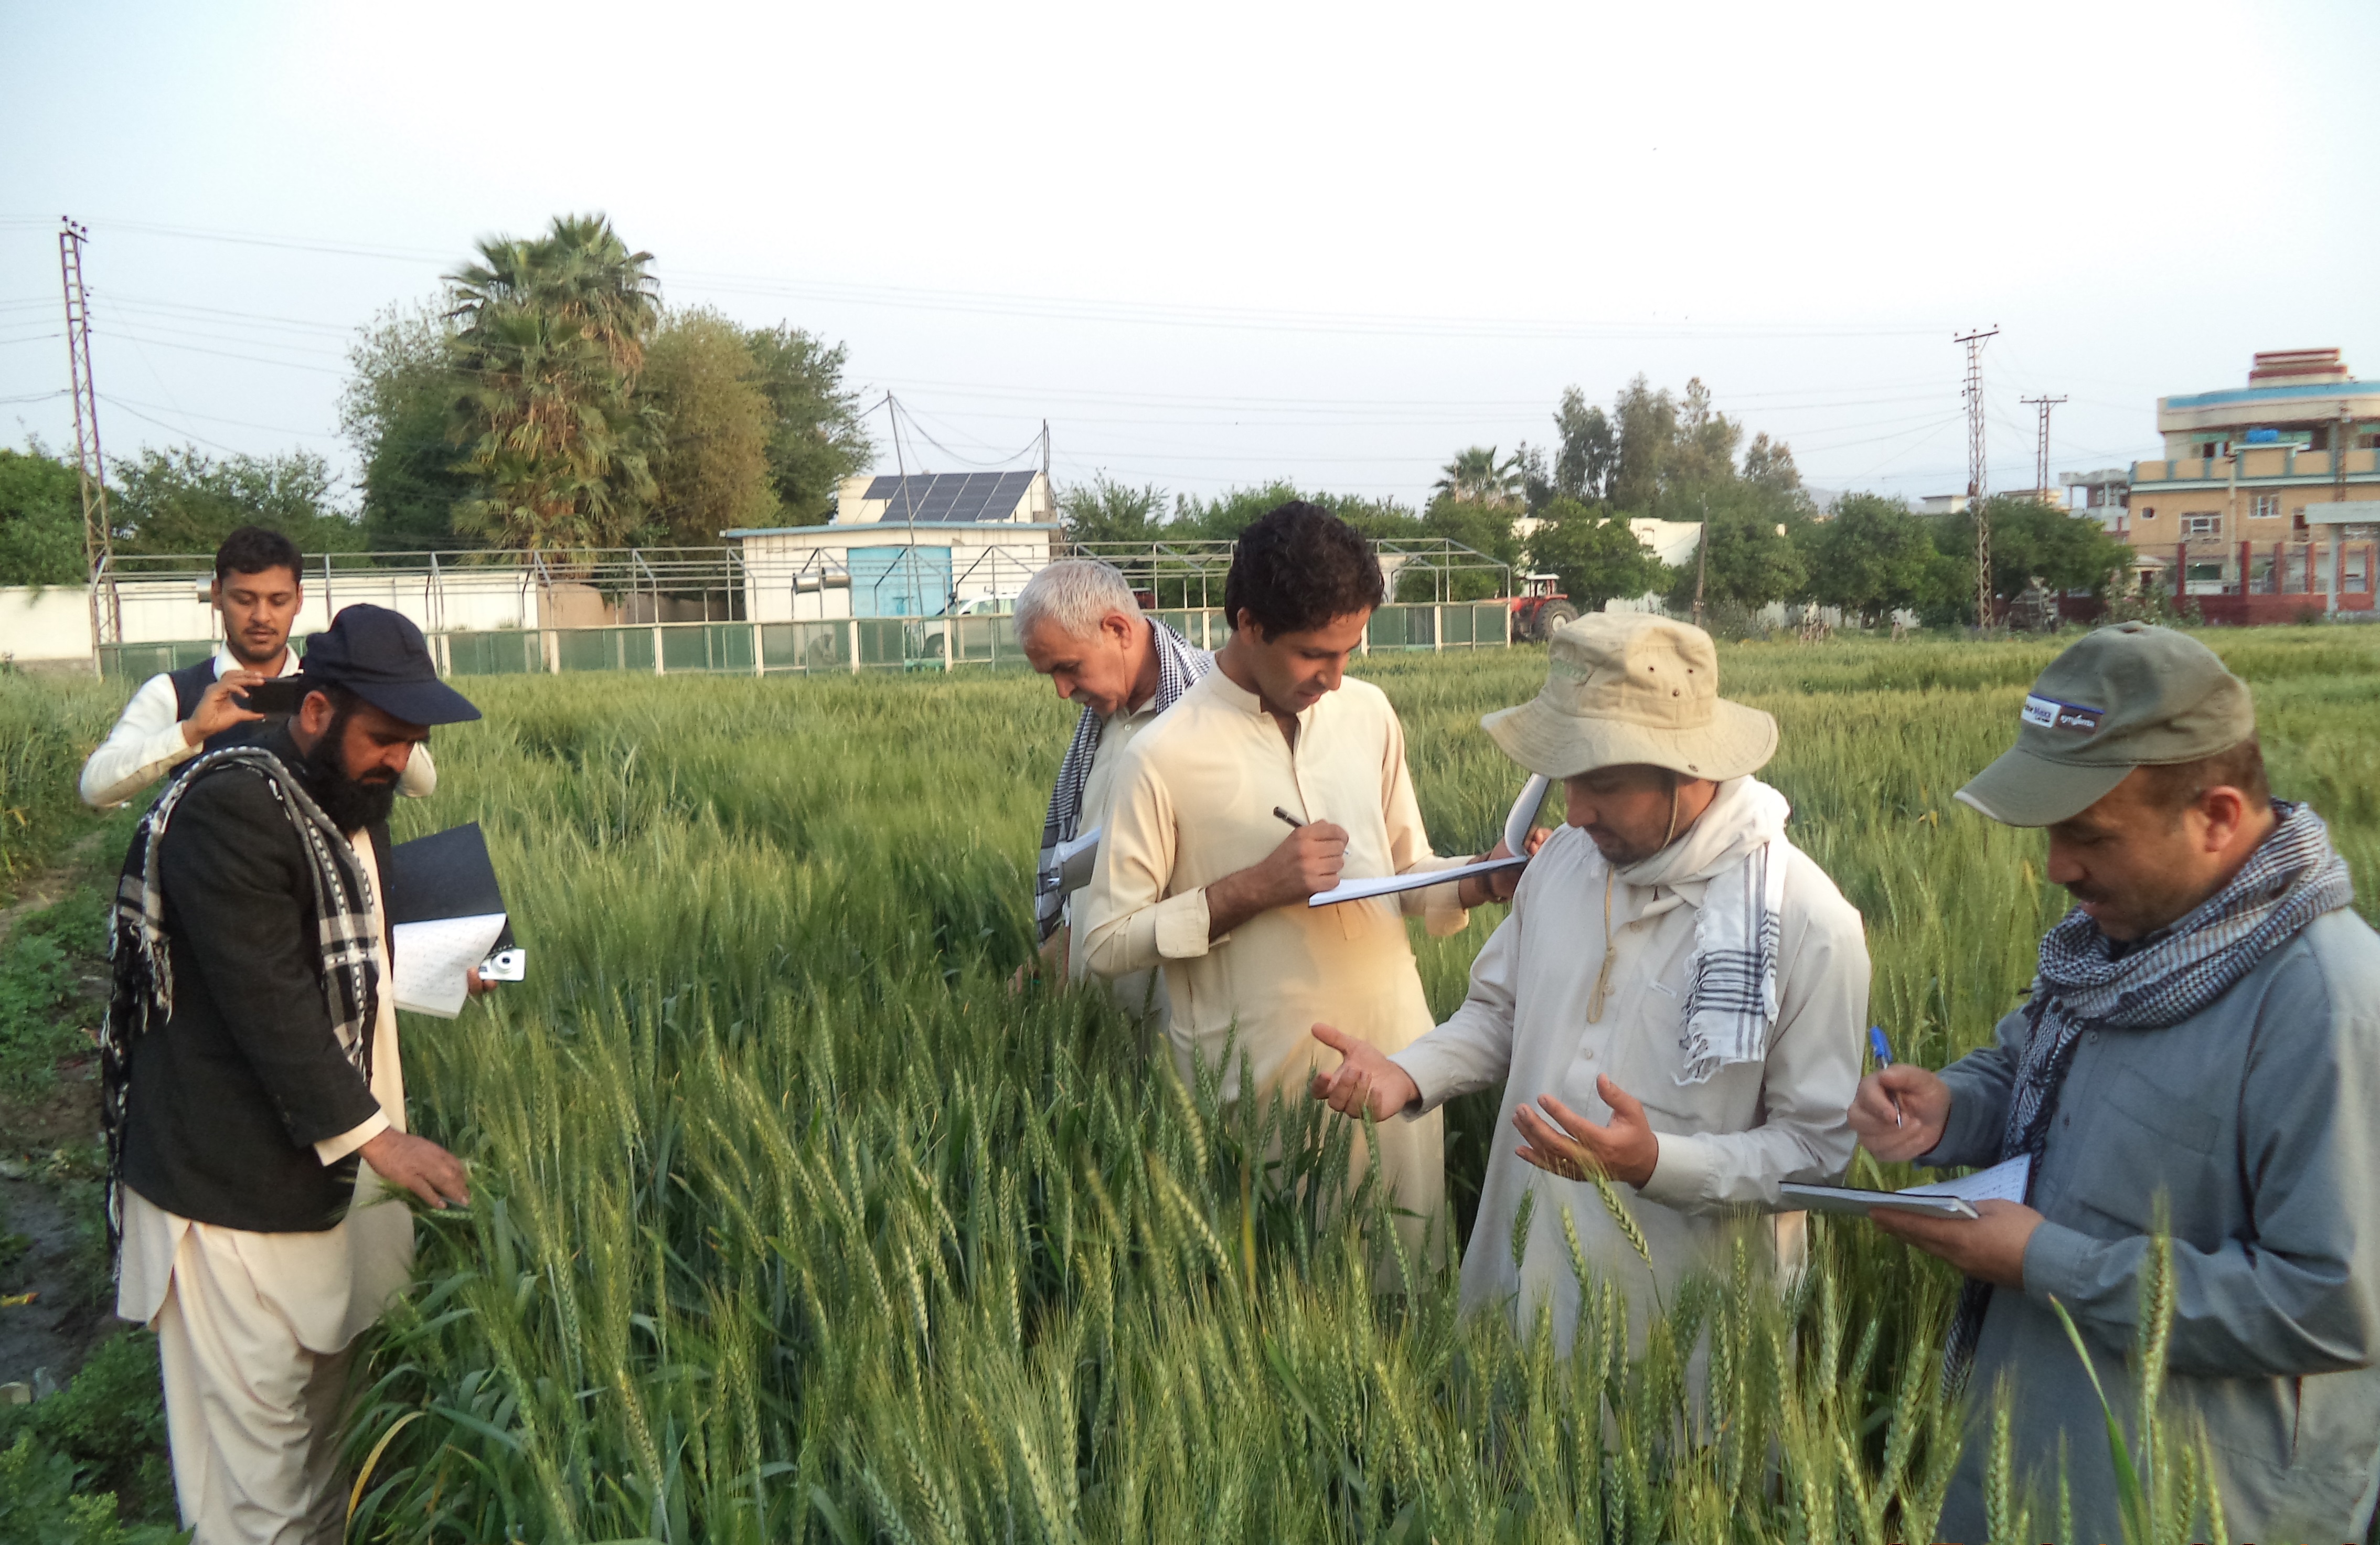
[2127,350,2378,615]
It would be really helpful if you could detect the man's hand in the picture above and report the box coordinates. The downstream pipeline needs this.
[180,671,268,748]
[1010,927,1068,995]
[1849,1065,1952,1163]
[358,1128,471,1210]
[1871,1200,2041,1288]
[1460,825,1554,907]
[464,968,490,999]
[1511,1078,1661,1188]
[1306,1021,1420,1121]
[1205,821,1348,938]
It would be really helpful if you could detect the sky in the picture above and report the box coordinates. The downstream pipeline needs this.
[3,0,2373,517]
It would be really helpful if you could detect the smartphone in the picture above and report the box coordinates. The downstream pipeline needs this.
[233,678,308,715]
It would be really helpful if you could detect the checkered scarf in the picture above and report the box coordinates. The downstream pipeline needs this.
[1033,619,1210,942]
[1614,776,1792,1085]
[100,747,383,1253]
[1943,799,2354,1387]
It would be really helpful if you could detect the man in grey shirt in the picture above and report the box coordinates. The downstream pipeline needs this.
[1851,623,2379,1541]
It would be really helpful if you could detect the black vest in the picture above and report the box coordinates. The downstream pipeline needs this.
[166,659,283,770]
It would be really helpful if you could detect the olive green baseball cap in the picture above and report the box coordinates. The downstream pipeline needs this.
[1954,623,2255,827]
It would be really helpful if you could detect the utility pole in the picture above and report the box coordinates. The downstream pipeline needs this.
[1957,326,2000,630]
[883,393,921,615]
[2022,395,2066,506]
[58,217,118,670]
[1692,492,1709,630]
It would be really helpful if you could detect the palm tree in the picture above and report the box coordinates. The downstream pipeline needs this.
[447,215,660,556]
[1434,445,1523,506]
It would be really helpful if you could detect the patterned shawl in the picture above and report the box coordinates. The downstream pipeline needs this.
[1032,618,1211,941]
[100,747,383,1252]
[1943,800,2354,1387]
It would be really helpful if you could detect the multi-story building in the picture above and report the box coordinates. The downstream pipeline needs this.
[2127,349,2378,616]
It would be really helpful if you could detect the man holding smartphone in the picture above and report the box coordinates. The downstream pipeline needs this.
[79,526,437,808]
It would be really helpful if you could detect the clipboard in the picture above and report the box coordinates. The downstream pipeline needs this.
[1307,774,1549,909]
[387,823,514,949]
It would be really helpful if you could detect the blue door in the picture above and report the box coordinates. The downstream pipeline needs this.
[848,545,954,617]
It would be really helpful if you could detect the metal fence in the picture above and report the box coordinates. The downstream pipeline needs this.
[98,602,1514,681]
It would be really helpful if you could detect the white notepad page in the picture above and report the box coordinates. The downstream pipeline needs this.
[391,913,508,1019]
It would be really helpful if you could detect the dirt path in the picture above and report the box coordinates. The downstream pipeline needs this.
[0,826,111,952]
[1,820,121,1390]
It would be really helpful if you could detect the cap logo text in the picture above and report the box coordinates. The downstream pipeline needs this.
[2022,694,2103,734]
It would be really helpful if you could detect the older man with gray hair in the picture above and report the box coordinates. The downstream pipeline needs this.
[1016,560,1211,1016]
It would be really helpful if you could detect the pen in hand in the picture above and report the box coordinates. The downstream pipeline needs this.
[1869,1025,1903,1128]
[1273,806,1306,829]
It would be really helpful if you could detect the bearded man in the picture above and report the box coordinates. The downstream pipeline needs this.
[1015,559,1210,1029]
[1852,623,2380,1542]
[1310,613,1869,1342]
[105,604,482,1544]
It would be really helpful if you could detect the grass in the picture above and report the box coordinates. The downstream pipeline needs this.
[9,628,2379,1541]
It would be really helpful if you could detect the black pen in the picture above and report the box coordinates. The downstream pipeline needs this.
[1273,806,1305,829]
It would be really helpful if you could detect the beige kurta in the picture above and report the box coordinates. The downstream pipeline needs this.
[1389,810,1867,1345]
[117,831,418,1545]
[1079,669,1472,1250]
[1064,695,1168,1033]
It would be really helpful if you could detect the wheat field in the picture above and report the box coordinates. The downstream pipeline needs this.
[131,632,2380,1542]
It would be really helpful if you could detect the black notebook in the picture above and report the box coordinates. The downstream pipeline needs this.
[387,823,515,949]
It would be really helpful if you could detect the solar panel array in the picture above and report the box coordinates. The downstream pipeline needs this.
[859,471,1039,524]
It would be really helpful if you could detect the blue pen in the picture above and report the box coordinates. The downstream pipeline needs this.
[1869,1025,1903,1128]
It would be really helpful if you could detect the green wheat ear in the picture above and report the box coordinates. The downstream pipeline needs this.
[1509,1182,1535,1272]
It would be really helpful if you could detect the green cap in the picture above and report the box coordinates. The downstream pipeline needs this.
[1955,623,2255,827]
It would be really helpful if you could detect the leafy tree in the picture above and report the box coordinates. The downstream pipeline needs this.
[1059,474,1168,545]
[1930,495,2134,614]
[1433,445,1523,506]
[1742,432,1804,498]
[340,301,477,551]
[1416,493,1519,600]
[1609,376,1678,514]
[447,214,659,556]
[1173,483,1418,543]
[1512,441,1554,513]
[1552,386,1616,504]
[639,307,780,545]
[0,444,88,585]
[1663,378,1743,492]
[109,446,364,557]
[1527,497,1665,610]
[1803,493,1938,624]
[742,325,872,524]
[1664,482,1806,611]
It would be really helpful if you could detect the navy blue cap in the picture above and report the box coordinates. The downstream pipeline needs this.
[298,605,481,727]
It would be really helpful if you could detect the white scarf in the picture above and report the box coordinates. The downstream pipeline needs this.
[1614,776,1790,1085]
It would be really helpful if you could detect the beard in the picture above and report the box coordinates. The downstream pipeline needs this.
[299,706,401,833]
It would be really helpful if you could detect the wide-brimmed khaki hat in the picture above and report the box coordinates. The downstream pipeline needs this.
[1482,613,1776,781]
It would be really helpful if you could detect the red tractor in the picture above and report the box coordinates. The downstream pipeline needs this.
[1508,573,1579,642]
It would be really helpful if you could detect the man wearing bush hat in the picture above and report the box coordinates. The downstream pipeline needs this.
[1310,611,1870,1341]
[104,603,485,1544]
[1851,622,2380,1542]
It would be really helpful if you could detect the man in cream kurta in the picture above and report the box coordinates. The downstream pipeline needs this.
[1312,614,1868,1342]
[1078,500,1495,1261]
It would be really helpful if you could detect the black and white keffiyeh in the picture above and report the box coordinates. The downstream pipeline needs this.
[1032,618,1211,941]
[100,747,383,1251]
[1943,800,2355,1387]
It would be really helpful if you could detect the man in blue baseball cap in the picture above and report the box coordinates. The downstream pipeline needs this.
[104,603,483,1543]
